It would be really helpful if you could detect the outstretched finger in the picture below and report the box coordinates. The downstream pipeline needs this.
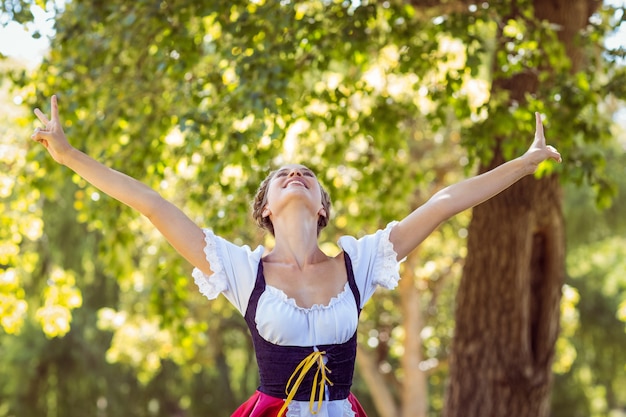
[535,112,545,144]
[34,108,50,126]
[51,95,59,122]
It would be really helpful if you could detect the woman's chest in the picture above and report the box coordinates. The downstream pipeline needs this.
[262,257,348,309]
[254,284,359,346]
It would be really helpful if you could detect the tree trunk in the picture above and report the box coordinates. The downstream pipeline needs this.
[357,345,399,417]
[356,254,426,417]
[444,0,597,415]
[444,172,565,417]
[399,254,428,417]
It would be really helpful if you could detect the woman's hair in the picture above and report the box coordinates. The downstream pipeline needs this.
[252,168,332,236]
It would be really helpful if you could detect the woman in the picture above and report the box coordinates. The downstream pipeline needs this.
[32,95,561,417]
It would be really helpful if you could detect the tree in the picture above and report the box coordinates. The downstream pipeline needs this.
[2,0,625,416]
[445,1,624,416]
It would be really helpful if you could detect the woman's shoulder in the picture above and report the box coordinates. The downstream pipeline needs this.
[200,228,265,256]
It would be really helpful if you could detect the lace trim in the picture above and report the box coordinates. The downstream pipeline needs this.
[265,282,351,312]
[284,399,356,417]
[343,398,357,417]
[372,221,401,290]
[192,229,228,300]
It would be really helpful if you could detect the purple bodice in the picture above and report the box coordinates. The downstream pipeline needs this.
[243,254,361,401]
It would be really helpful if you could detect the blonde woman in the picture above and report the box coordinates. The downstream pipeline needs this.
[32,95,561,417]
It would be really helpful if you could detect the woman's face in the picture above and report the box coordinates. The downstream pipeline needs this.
[264,164,325,217]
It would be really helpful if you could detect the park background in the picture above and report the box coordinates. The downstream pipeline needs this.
[1,0,625,416]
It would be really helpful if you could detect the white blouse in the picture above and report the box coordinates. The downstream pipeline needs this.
[192,222,402,417]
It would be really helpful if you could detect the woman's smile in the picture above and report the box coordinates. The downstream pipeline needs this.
[284,178,308,188]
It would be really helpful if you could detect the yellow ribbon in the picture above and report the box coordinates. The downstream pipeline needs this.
[277,350,334,416]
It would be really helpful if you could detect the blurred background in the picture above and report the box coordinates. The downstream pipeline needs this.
[1,0,625,416]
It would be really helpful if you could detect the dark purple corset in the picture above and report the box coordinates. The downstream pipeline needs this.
[244,254,361,402]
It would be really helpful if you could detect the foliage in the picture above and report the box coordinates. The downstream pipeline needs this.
[0,63,40,336]
[1,0,626,416]
[553,234,626,416]
[552,132,626,416]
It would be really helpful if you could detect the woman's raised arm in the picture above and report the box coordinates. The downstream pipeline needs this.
[389,112,562,260]
[31,95,213,276]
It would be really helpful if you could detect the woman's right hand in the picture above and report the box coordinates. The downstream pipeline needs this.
[30,94,213,277]
[31,95,73,165]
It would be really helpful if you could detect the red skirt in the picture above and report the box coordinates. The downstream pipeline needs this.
[231,391,368,417]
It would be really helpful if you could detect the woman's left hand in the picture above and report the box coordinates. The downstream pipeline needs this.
[523,112,562,169]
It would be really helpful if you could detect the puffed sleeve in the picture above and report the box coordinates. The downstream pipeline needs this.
[191,228,265,315]
[337,221,404,308]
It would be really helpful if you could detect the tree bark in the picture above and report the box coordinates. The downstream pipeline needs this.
[444,172,565,417]
[444,0,597,416]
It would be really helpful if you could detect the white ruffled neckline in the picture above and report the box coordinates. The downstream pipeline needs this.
[193,221,402,304]
[264,282,351,312]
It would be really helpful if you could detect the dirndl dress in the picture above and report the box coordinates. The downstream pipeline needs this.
[192,222,402,417]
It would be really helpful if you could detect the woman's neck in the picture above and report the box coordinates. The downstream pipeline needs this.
[266,211,325,269]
